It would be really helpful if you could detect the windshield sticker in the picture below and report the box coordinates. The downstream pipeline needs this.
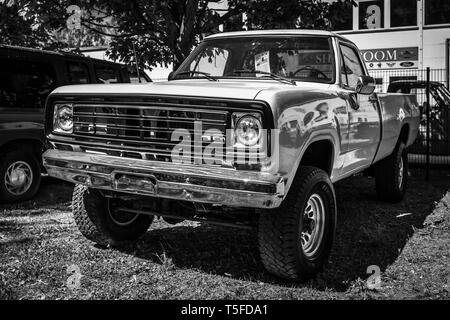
[255,51,271,74]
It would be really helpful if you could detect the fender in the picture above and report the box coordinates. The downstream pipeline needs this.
[282,132,338,196]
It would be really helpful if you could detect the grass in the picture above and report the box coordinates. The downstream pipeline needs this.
[0,171,449,300]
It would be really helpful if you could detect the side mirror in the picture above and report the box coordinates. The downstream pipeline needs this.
[356,76,376,95]
[168,71,175,81]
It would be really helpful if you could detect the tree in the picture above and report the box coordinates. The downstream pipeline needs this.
[79,0,249,70]
[2,0,249,69]
[0,0,109,50]
[1,0,356,70]
[84,0,356,70]
[245,0,356,30]
[0,0,57,48]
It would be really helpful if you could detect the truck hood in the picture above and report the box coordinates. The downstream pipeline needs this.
[51,79,331,102]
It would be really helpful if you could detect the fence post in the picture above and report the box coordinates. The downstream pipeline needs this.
[426,67,431,181]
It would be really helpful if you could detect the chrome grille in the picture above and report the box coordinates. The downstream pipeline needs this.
[72,104,229,163]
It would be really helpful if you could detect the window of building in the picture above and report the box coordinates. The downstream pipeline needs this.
[95,65,120,83]
[329,1,353,31]
[425,0,450,25]
[359,0,384,30]
[340,45,365,90]
[68,62,89,84]
[391,0,417,27]
[0,59,57,109]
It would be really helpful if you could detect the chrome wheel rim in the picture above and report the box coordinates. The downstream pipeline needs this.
[4,161,33,196]
[301,193,326,258]
[107,199,139,227]
[398,157,404,189]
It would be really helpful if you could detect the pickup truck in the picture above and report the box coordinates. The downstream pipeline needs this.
[388,80,450,162]
[42,30,420,281]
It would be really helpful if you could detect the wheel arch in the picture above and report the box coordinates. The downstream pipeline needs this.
[399,123,410,145]
[299,139,335,176]
[281,135,337,199]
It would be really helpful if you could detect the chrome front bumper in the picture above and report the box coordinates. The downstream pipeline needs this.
[43,150,285,209]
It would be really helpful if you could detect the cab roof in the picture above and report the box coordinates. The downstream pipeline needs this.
[205,29,351,42]
[0,44,125,67]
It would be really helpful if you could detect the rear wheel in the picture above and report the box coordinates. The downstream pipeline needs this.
[72,184,153,246]
[375,141,408,203]
[258,166,337,281]
[0,150,41,203]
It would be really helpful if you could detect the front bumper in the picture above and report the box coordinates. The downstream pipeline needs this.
[43,150,285,209]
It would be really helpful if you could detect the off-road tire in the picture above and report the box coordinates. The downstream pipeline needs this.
[72,184,153,246]
[375,141,408,203]
[0,150,41,203]
[258,166,337,281]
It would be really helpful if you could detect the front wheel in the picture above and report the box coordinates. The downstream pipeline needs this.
[375,141,408,203]
[258,166,337,281]
[72,184,153,246]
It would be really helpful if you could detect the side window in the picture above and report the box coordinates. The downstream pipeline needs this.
[340,45,365,90]
[190,47,229,76]
[339,49,348,87]
[0,58,56,109]
[130,76,147,84]
[68,62,89,84]
[129,74,151,83]
[95,65,120,84]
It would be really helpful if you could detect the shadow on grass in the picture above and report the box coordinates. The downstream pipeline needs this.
[0,235,36,247]
[118,172,450,291]
[1,170,448,292]
[0,177,73,212]
[0,178,73,247]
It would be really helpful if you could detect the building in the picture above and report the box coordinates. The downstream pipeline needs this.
[325,0,450,90]
[82,0,450,87]
[218,0,450,90]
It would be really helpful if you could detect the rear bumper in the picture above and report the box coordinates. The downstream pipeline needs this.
[43,150,285,209]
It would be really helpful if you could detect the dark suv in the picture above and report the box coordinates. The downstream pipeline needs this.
[0,45,131,203]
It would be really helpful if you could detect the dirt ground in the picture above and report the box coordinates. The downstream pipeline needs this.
[0,170,449,300]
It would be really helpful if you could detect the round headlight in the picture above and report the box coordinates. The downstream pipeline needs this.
[56,105,73,132]
[235,115,262,146]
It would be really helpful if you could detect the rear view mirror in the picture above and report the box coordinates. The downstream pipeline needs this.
[356,76,376,95]
[168,71,175,81]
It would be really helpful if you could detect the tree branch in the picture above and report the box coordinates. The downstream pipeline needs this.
[81,22,132,38]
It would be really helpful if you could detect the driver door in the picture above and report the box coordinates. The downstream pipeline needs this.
[338,43,381,175]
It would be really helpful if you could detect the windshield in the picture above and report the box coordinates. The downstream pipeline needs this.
[175,36,336,84]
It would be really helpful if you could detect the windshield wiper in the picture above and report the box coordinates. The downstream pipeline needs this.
[233,70,296,85]
[172,71,218,82]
